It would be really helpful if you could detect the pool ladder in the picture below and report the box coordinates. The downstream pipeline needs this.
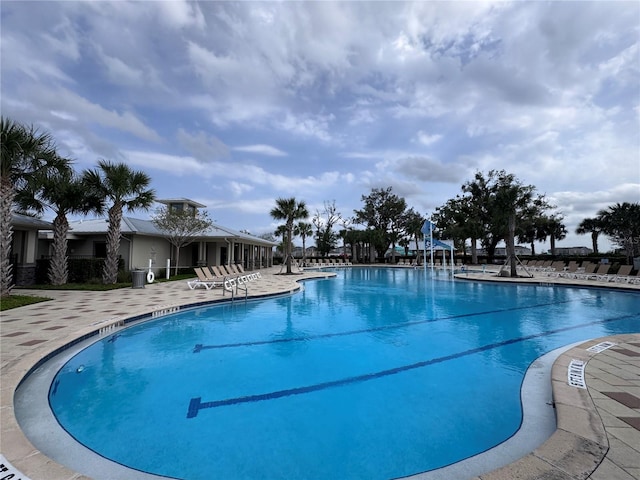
[224,276,248,302]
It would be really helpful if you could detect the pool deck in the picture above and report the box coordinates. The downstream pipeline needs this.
[1,265,639,480]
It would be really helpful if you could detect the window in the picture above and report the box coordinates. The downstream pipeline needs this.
[94,242,107,258]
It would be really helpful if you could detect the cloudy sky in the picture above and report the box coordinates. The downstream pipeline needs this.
[2,1,639,251]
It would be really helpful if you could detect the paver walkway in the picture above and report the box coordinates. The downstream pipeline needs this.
[1,265,639,479]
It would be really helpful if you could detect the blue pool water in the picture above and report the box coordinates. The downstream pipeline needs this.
[49,268,640,480]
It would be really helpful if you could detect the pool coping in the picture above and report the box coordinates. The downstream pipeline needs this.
[1,266,639,479]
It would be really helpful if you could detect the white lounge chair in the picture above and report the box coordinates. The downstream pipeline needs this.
[187,267,224,290]
[607,265,633,282]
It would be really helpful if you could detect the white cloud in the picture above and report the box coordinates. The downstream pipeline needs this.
[233,145,287,157]
[414,131,443,146]
[1,0,637,252]
[100,52,144,87]
[229,181,254,197]
[124,150,208,177]
[156,0,206,30]
[177,129,229,163]
[278,112,335,143]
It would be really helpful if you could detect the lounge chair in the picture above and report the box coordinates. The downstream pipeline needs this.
[220,264,235,276]
[628,270,640,285]
[536,260,553,272]
[575,263,609,281]
[187,267,224,290]
[607,265,633,282]
[545,261,567,277]
[594,264,613,281]
[204,266,226,282]
[569,262,597,279]
[557,262,581,278]
[210,265,227,278]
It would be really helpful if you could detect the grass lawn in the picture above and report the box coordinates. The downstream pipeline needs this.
[1,294,52,311]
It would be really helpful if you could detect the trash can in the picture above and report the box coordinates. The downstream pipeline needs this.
[131,270,146,289]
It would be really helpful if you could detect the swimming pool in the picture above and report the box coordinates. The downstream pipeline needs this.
[40,268,640,479]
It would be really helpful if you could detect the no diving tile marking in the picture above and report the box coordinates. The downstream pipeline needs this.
[0,454,32,480]
[587,341,617,353]
[568,360,586,389]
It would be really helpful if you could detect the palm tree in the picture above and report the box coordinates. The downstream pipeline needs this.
[0,117,65,296]
[576,217,602,254]
[274,224,288,259]
[404,209,425,257]
[16,163,104,285]
[294,221,313,266]
[546,215,567,256]
[83,160,155,284]
[270,197,309,274]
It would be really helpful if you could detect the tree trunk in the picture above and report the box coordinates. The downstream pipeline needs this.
[302,237,307,266]
[0,179,14,296]
[508,214,517,277]
[591,232,599,254]
[103,202,122,284]
[49,212,69,285]
[471,238,478,265]
[174,244,181,276]
[285,226,292,274]
[550,235,556,256]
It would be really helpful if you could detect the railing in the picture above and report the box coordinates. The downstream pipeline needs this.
[223,277,248,302]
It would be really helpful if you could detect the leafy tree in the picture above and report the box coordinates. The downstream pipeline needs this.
[83,160,155,284]
[294,221,313,266]
[0,117,65,295]
[270,197,309,274]
[462,170,551,275]
[597,202,640,263]
[313,200,341,257]
[576,217,603,253]
[152,206,213,275]
[433,195,483,264]
[16,163,103,285]
[353,186,408,260]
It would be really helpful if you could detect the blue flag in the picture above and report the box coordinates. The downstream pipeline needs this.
[421,219,435,235]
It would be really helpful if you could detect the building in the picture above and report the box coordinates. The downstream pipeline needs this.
[38,199,277,278]
[10,213,53,286]
[473,246,532,256]
[553,246,593,256]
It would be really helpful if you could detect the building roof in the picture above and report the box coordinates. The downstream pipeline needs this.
[156,198,207,208]
[63,216,277,246]
[11,213,53,230]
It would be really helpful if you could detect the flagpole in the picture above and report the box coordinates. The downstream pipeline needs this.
[430,219,434,273]
[421,218,427,272]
